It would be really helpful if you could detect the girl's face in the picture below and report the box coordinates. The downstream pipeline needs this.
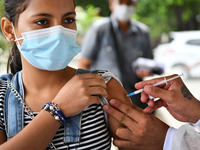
[15,0,76,39]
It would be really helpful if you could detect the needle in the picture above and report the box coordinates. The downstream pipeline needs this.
[127,73,183,97]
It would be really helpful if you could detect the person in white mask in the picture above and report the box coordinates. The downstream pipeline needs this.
[79,0,154,109]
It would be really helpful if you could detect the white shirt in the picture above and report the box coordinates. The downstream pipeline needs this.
[164,119,200,150]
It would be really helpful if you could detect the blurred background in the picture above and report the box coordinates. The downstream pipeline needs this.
[1,0,200,140]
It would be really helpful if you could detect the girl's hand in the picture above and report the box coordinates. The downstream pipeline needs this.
[53,73,107,117]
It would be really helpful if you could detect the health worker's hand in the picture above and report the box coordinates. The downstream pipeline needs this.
[103,99,169,150]
[135,74,200,123]
[53,73,107,117]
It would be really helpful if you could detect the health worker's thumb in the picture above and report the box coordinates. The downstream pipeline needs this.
[144,85,172,103]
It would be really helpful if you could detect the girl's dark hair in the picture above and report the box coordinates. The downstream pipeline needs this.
[4,0,29,74]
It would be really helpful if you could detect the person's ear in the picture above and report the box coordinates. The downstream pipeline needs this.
[1,17,15,43]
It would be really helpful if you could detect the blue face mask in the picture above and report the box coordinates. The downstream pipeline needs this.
[13,25,81,71]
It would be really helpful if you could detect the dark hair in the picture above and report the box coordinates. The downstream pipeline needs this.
[4,0,76,74]
[4,0,30,74]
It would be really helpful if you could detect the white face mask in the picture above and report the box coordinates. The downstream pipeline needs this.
[113,5,135,22]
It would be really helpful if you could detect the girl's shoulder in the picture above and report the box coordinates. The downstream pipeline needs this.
[75,68,122,85]
[100,70,122,85]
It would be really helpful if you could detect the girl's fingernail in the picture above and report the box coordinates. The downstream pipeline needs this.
[103,105,109,111]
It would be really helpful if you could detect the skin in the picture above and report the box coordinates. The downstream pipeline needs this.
[103,100,169,150]
[135,74,200,123]
[102,74,200,149]
[0,0,132,149]
[79,0,152,79]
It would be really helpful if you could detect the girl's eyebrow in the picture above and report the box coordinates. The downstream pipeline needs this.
[63,12,76,17]
[31,12,76,18]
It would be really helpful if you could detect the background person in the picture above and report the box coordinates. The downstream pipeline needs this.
[103,74,200,150]
[79,0,153,109]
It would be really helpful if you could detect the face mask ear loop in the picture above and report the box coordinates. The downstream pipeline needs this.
[11,23,23,47]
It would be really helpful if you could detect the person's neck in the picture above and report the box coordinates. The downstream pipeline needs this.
[22,66,76,94]
[118,20,130,33]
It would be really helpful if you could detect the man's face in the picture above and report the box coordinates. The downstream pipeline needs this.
[110,0,136,12]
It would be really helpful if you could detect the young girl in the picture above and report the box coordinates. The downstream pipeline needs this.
[0,0,132,149]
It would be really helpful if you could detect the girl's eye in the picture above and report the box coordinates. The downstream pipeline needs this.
[64,18,76,24]
[35,19,48,25]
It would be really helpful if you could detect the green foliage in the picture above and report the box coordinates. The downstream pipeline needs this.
[135,0,200,40]
[0,0,8,54]
[75,0,110,16]
[0,0,4,33]
[0,0,8,66]
[0,0,4,17]
[0,33,9,65]
[76,5,102,43]
[0,33,8,52]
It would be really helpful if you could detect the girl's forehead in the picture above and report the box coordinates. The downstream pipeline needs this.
[24,0,75,13]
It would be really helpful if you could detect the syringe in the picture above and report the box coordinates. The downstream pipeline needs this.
[127,74,183,97]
